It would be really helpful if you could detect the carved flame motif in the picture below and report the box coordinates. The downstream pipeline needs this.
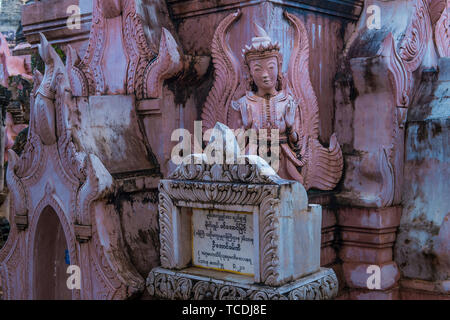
[380,0,447,108]
[66,0,182,98]
[32,33,69,146]
[201,11,343,191]
[201,10,242,130]
[435,2,449,57]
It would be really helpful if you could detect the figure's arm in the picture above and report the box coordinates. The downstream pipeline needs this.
[232,99,253,130]
[285,99,299,144]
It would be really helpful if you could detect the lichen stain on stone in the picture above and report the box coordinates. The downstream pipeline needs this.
[166,55,213,110]
[138,229,149,245]
[431,121,442,137]
[363,57,378,93]
[107,187,134,214]
[148,227,160,251]
[416,122,428,143]
[142,190,159,204]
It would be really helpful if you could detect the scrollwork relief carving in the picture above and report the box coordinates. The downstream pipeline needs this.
[146,269,338,300]
[168,154,282,185]
[435,3,449,57]
[379,33,412,107]
[380,0,447,107]
[259,195,280,286]
[158,184,176,269]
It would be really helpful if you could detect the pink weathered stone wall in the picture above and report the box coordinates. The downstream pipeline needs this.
[395,59,450,299]
[22,0,93,54]
[333,0,448,299]
[1,0,447,300]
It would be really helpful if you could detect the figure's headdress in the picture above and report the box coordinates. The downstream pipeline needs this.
[243,22,282,65]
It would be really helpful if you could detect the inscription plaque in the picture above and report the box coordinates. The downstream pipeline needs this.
[192,209,254,275]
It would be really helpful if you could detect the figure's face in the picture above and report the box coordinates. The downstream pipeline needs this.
[249,56,278,94]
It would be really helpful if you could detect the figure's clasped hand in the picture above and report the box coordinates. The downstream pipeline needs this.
[285,100,296,129]
[285,100,300,147]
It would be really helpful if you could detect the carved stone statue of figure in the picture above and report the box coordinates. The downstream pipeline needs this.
[202,11,343,191]
[231,23,304,184]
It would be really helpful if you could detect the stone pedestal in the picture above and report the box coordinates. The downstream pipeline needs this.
[147,125,339,300]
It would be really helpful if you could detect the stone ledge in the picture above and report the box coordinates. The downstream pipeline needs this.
[337,206,402,230]
[22,0,92,50]
[400,278,450,297]
[167,0,363,20]
[146,267,338,300]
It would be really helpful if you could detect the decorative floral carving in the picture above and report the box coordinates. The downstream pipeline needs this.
[193,281,220,300]
[147,268,338,300]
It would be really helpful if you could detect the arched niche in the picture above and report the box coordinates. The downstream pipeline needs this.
[33,206,72,300]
